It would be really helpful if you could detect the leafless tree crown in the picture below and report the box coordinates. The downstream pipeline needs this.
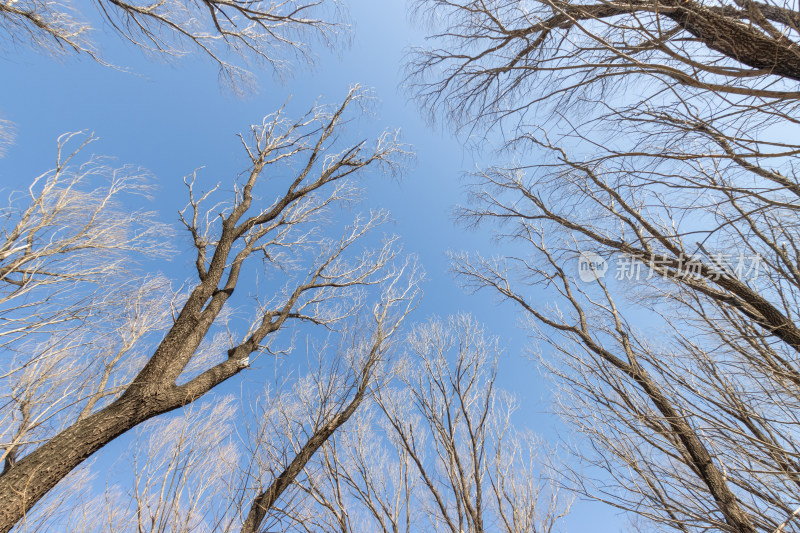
[0,0,346,90]
[0,86,414,533]
[412,0,800,531]
[249,314,569,533]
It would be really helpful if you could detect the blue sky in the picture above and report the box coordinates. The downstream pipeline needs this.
[1,0,625,529]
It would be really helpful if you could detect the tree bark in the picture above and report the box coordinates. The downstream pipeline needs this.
[0,358,243,533]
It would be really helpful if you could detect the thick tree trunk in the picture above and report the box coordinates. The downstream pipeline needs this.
[668,0,800,82]
[0,356,243,533]
[0,396,150,533]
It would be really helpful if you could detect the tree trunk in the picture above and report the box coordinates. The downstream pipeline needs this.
[0,356,242,533]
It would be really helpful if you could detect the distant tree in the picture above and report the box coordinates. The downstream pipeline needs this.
[412,0,800,531]
[0,86,416,533]
[263,314,569,533]
[0,0,345,90]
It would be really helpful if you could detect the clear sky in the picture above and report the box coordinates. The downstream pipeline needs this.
[1,0,626,529]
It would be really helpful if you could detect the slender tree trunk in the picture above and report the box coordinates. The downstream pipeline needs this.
[631,371,758,533]
[240,357,376,533]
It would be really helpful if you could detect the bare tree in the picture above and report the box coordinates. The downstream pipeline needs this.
[0,85,410,533]
[94,397,239,533]
[266,314,569,533]
[12,397,240,533]
[0,0,345,90]
[410,0,800,531]
[9,259,420,533]
[236,260,421,533]
[409,0,800,133]
[0,135,168,349]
